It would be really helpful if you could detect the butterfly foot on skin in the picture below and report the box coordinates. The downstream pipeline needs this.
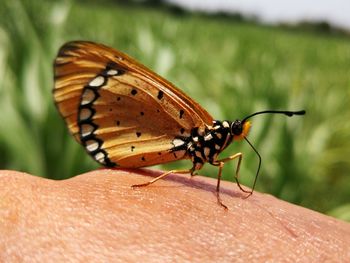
[131,182,151,189]
[190,172,199,177]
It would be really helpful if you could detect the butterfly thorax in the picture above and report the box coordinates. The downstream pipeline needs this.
[172,120,233,171]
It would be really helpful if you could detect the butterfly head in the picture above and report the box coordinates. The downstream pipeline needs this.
[231,120,251,141]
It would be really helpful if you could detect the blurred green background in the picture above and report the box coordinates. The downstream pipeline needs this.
[0,0,349,221]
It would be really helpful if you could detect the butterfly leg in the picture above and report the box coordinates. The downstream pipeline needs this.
[132,168,193,188]
[216,152,253,195]
[190,170,199,178]
[213,152,253,202]
[212,161,228,209]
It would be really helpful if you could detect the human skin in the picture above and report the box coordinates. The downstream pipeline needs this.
[0,169,349,262]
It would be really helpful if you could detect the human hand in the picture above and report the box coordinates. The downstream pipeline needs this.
[0,169,349,262]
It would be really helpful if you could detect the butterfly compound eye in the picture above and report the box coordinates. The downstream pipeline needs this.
[231,120,243,136]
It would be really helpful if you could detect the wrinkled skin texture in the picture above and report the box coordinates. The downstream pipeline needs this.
[0,169,349,262]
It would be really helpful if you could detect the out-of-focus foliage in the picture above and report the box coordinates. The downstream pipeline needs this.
[0,0,349,221]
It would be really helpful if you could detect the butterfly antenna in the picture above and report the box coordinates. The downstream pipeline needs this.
[242,110,305,123]
[241,109,305,196]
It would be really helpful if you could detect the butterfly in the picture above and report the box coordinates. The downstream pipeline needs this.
[53,41,305,208]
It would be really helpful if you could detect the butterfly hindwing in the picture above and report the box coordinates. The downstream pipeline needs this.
[53,41,213,167]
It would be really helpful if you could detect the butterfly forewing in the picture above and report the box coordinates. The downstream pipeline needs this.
[53,41,213,167]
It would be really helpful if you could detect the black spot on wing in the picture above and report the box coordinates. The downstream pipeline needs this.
[157,91,164,100]
[179,109,184,119]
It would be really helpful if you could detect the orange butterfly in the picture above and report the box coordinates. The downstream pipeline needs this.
[53,41,305,208]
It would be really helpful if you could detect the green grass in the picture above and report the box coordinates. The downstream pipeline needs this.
[1,0,349,221]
